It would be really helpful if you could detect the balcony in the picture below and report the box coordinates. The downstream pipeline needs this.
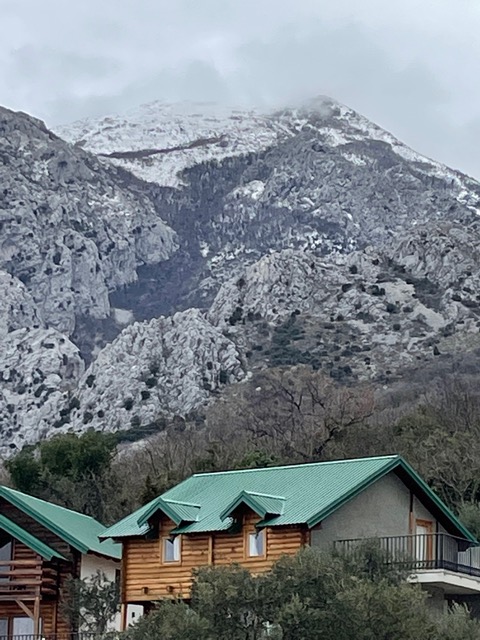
[334,534,480,595]
[334,533,479,575]
[0,560,59,601]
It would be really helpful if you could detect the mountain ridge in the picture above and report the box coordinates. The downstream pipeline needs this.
[1,98,480,454]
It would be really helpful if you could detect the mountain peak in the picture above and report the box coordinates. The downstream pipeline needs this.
[1,98,480,454]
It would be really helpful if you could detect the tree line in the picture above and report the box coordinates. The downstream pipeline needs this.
[125,545,480,640]
[5,365,480,538]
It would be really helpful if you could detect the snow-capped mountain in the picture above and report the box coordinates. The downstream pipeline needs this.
[1,98,480,453]
[57,98,480,321]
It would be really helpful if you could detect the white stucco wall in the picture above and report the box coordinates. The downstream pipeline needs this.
[80,553,119,582]
[80,554,143,630]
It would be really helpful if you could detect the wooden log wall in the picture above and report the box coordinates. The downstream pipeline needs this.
[123,511,306,602]
[0,504,78,636]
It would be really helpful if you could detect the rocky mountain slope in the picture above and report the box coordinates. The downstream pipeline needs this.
[1,107,177,337]
[58,98,480,319]
[1,98,480,454]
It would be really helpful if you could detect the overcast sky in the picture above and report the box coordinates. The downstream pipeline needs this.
[1,0,480,178]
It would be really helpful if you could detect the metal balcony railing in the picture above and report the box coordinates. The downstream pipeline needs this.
[0,635,109,640]
[333,533,480,578]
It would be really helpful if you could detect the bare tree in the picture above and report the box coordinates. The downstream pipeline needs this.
[207,366,374,463]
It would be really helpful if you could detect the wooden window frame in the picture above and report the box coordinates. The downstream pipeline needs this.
[161,535,182,565]
[245,528,267,560]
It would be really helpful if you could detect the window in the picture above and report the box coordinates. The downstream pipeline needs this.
[13,617,35,636]
[163,536,181,563]
[0,618,8,639]
[248,530,265,557]
[0,542,11,583]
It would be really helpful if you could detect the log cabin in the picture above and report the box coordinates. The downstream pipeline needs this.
[0,485,122,637]
[102,454,480,622]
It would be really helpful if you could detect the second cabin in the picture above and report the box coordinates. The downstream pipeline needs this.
[102,455,480,622]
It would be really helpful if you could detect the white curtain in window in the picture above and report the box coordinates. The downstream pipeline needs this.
[164,536,180,562]
[249,530,264,557]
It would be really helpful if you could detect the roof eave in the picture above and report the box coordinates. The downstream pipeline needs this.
[137,499,186,528]
[0,514,66,561]
[87,547,121,561]
[396,459,477,544]
[220,491,268,521]
[0,488,91,554]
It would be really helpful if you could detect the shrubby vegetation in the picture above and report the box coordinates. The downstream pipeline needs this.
[5,430,123,523]
[61,570,120,633]
[124,547,480,640]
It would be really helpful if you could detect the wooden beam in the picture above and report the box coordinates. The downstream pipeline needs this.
[52,598,58,636]
[15,599,35,619]
[207,535,213,565]
[119,541,129,632]
[120,603,128,632]
[33,596,41,635]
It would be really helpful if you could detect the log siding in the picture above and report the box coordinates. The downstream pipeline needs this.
[123,511,306,602]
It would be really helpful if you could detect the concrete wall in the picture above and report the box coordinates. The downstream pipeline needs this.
[80,554,143,630]
[80,553,118,582]
[425,586,447,618]
[311,471,446,549]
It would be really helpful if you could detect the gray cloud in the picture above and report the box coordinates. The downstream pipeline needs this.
[1,0,480,177]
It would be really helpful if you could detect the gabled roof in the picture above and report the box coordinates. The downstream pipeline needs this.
[0,514,66,561]
[219,491,285,521]
[137,498,201,528]
[101,455,476,543]
[0,486,120,559]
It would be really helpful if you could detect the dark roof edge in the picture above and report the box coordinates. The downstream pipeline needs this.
[0,514,66,561]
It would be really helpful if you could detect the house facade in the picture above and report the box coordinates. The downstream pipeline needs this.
[102,455,480,624]
[0,486,126,637]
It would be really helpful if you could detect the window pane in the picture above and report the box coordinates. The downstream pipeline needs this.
[0,618,8,639]
[0,542,11,562]
[13,617,34,636]
[256,530,264,556]
[0,543,11,583]
[164,537,180,562]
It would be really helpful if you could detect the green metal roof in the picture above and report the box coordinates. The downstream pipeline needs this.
[101,455,476,543]
[0,486,121,559]
[0,513,66,561]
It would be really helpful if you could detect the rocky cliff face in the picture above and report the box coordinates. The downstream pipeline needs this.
[0,328,84,453]
[0,106,177,337]
[208,226,480,383]
[66,309,245,434]
[0,105,177,453]
[1,98,480,456]
[59,98,480,319]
